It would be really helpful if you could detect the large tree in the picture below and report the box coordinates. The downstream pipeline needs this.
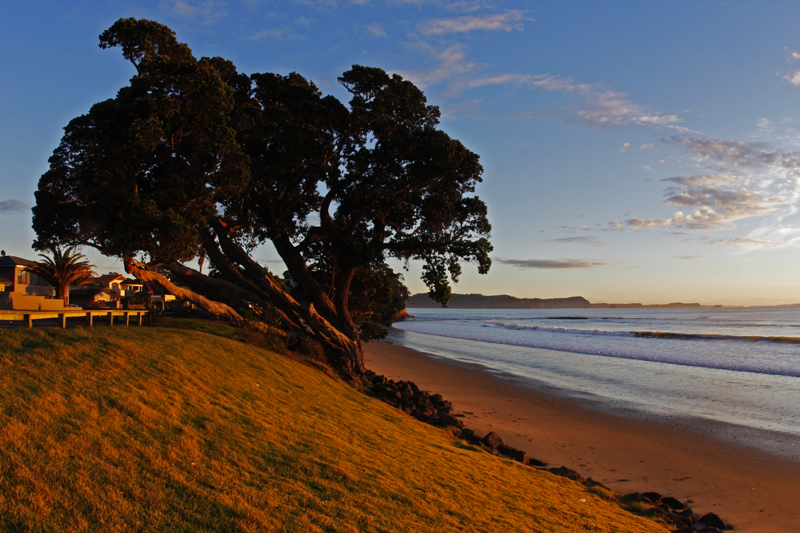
[33,18,491,376]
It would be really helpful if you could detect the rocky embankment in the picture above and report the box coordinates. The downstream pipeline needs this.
[363,369,732,533]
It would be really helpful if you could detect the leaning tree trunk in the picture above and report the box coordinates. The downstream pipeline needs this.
[205,222,365,375]
[125,257,291,340]
[124,257,243,322]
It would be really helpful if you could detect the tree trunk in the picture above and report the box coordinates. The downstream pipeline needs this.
[123,257,243,322]
[202,225,365,375]
[332,266,360,340]
[163,260,305,335]
[271,233,342,328]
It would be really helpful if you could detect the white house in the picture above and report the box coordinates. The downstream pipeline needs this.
[0,251,68,310]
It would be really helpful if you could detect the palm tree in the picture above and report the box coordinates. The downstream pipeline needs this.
[27,247,96,306]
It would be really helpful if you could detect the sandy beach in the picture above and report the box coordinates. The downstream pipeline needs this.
[364,340,800,533]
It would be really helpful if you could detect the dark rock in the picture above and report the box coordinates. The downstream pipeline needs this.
[428,412,463,429]
[640,491,662,504]
[481,431,504,449]
[415,395,433,407]
[497,444,529,465]
[548,466,584,482]
[622,492,642,502]
[447,416,464,428]
[661,496,685,511]
[696,513,726,530]
[584,478,610,491]
[653,505,692,529]
[527,457,547,467]
[429,394,444,404]
[459,428,481,444]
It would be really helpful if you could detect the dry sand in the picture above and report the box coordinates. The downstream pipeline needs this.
[364,340,800,533]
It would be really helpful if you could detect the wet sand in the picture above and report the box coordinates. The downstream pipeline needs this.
[364,340,800,533]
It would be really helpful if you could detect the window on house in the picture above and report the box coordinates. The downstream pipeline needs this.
[17,270,49,286]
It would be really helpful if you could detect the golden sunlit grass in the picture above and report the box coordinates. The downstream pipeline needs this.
[0,321,670,532]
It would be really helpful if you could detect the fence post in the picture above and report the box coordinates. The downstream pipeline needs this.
[86,312,93,327]
[124,312,130,327]
[107,311,114,326]
[59,313,66,329]
[24,314,32,328]
[138,312,143,326]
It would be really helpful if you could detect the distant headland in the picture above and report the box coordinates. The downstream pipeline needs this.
[406,293,707,309]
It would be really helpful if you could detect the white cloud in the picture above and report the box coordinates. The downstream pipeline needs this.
[620,142,631,152]
[366,22,387,37]
[398,44,478,87]
[781,47,800,86]
[641,143,655,150]
[0,199,28,214]
[549,236,608,246]
[403,40,684,131]
[465,73,682,128]
[160,0,227,24]
[420,10,529,36]
[247,27,304,40]
[612,133,800,235]
[662,135,787,169]
[496,258,606,270]
[441,99,483,119]
[785,69,800,86]
[708,237,777,248]
[615,179,797,231]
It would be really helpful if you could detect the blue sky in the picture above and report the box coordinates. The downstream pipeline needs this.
[3,1,800,305]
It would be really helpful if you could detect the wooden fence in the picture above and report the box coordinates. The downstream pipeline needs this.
[0,309,148,328]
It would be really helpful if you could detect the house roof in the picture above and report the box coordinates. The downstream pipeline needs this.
[0,254,36,267]
[94,274,126,285]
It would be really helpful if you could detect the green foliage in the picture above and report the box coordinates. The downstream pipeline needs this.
[348,266,410,341]
[33,18,249,262]
[123,288,153,311]
[622,501,660,518]
[586,486,618,502]
[33,18,493,369]
[26,246,95,305]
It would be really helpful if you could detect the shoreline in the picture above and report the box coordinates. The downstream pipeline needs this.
[364,340,800,533]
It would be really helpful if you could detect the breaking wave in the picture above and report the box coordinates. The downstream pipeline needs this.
[393,317,800,377]
[486,320,800,344]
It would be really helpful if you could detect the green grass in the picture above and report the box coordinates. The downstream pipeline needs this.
[0,321,670,532]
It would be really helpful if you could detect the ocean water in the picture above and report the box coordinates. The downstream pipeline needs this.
[389,307,800,459]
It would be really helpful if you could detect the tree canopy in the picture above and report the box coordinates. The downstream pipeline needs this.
[33,17,492,376]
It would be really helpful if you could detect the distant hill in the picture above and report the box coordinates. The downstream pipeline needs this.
[590,302,703,309]
[407,293,591,309]
[406,293,707,309]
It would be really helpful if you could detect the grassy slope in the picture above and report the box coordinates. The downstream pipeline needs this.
[0,321,670,533]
